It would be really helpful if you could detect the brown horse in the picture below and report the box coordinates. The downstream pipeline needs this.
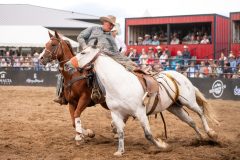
[39,31,107,144]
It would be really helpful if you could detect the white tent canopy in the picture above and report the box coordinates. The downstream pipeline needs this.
[0,25,79,47]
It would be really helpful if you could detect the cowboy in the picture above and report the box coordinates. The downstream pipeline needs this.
[77,15,118,52]
[77,15,136,70]
[54,15,136,105]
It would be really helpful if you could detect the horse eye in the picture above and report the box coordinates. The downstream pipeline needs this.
[81,52,86,55]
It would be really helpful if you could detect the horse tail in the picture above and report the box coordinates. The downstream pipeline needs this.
[194,87,219,125]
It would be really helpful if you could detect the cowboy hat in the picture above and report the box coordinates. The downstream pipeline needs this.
[100,15,116,25]
[148,47,153,50]
[156,46,162,50]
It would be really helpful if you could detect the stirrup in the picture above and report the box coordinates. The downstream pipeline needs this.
[91,88,101,102]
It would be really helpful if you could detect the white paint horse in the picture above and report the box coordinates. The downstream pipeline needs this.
[66,43,218,156]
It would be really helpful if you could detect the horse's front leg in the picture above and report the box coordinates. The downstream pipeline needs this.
[68,104,76,128]
[74,95,95,145]
[111,111,126,156]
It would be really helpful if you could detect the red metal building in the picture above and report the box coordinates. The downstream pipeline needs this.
[125,14,229,59]
[230,12,240,57]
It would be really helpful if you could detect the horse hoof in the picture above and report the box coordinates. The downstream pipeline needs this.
[113,151,123,156]
[76,140,82,146]
[86,129,95,138]
[157,138,169,149]
[207,130,218,140]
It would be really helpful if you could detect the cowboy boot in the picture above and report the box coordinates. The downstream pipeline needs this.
[53,93,68,105]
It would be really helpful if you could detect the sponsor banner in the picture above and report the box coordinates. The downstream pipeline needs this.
[0,71,13,85]
[190,78,240,100]
[0,69,57,86]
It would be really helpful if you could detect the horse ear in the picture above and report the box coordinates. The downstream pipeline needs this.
[55,31,60,39]
[48,31,53,38]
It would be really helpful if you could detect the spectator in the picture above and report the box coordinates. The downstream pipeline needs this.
[211,62,222,78]
[151,36,160,45]
[183,33,191,42]
[236,54,240,66]
[0,58,7,67]
[170,33,180,44]
[174,50,183,66]
[186,61,198,78]
[128,48,140,64]
[223,62,233,79]
[232,64,240,79]
[228,52,237,72]
[159,51,168,65]
[111,26,127,54]
[159,32,167,44]
[199,61,207,78]
[32,52,40,71]
[13,57,21,69]
[137,37,143,45]
[142,34,152,45]
[182,45,191,66]
[147,47,156,65]
[200,35,210,44]
[164,46,171,57]
[219,52,227,70]
[5,51,12,65]
[155,46,163,58]
[22,57,32,70]
[188,35,199,44]
[196,36,201,44]
[139,48,148,68]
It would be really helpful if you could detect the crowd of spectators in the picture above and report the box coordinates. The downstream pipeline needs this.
[132,31,211,46]
[0,50,58,71]
[128,46,240,79]
[1,47,240,79]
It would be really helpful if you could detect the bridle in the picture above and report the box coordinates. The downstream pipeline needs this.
[43,37,71,64]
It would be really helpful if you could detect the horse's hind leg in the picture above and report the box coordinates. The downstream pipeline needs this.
[136,108,168,149]
[168,105,204,139]
[185,102,217,140]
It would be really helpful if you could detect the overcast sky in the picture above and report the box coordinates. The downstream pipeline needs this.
[1,0,240,36]
[1,0,240,17]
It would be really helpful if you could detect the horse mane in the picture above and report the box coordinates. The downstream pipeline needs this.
[64,40,75,55]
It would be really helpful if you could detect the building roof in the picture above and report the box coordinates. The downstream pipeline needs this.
[0,4,100,28]
[0,25,79,47]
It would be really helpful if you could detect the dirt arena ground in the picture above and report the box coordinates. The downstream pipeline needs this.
[0,86,240,160]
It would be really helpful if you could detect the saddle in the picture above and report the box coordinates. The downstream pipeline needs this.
[133,69,160,115]
[90,68,160,115]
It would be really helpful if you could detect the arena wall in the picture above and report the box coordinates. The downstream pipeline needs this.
[0,69,239,100]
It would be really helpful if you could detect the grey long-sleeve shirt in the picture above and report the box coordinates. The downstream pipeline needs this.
[77,26,118,53]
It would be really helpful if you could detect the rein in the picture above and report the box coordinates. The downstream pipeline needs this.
[64,73,93,89]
